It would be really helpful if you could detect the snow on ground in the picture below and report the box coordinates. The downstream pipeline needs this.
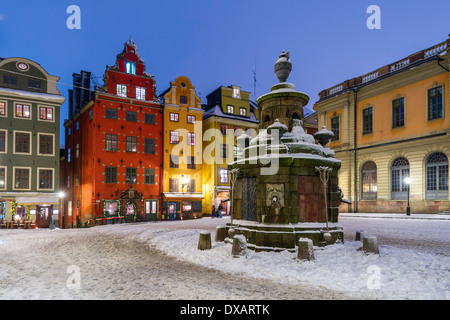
[0,216,449,300]
[148,217,450,300]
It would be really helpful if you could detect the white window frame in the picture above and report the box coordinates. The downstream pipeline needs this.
[0,166,7,190]
[37,105,55,122]
[0,100,8,117]
[37,167,55,191]
[13,102,32,120]
[117,84,127,98]
[136,87,146,100]
[13,130,32,155]
[37,132,55,157]
[12,166,31,191]
[227,105,234,114]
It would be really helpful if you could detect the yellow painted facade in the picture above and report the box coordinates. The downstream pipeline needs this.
[314,37,450,213]
[202,86,259,216]
[161,76,204,219]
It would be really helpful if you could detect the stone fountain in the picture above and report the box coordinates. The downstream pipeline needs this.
[226,51,344,252]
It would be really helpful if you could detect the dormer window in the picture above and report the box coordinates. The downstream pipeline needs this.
[117,84,127,98]
[232,86,241,99]
[126,62,136,75]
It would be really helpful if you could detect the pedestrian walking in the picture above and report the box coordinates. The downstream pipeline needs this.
[218,204,223,218]
[211,205,215,218]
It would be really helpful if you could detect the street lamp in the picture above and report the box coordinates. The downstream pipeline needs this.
[404,177,412,216]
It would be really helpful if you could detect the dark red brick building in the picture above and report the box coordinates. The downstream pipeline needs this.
[62,39,163,227]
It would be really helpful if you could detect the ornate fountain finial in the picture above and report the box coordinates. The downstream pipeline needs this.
[274,50,292,83]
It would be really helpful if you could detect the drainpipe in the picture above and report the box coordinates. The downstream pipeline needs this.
[353,88,359,213]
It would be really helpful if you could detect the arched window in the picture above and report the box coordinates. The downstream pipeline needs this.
[391,157,409,200]
[361,161,377,200]
[426,152,448,200]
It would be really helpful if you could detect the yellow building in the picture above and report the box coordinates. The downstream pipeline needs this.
[160,76,204,219]
[202,85,260,216]
[313,36,450,214]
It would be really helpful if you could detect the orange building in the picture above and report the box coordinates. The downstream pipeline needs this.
[313,36,450,213]
[62,39,163,227]
[159,76,204,219]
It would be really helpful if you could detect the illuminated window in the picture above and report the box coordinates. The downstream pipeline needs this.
[170,131,179,144]
[15,104,30,118]
[126,62,136,75]
[219,168,228,184]
[125,168,137,184]
[136,87,146,100]
[117,84,127,97]
[187,115,196,124]
[39,106,53,121]
[239,108,247,116]
[170,113,179,122]
[227,105,234,114]
[126,136,137,152]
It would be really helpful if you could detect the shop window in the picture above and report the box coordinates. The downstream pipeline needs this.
[361,161,377,200]
[391,157,409,200]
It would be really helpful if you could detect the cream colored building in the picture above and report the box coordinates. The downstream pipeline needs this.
[313,36,450,213]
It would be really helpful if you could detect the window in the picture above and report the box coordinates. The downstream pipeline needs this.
[15,104,30,118]
[220,144,228,159]
[227,105,234,114]
[180,95,188,105]
[126,111,137,122]
[75,144,79,158]
[233,145,241,159]
[89,110,93,121]
[39,107,53,121]
[125,168,137,184]
[187,179,196,192]
[76,122,79,131]
[145,114,155,124]
[239,108,247,116]
[391,157,409,200]
[105,167,117,183]
[3,74,17,85]
[106,108,118,119]
[15,132,30,154]
[67,148,71,163]
[38,169,53,189]
[428,86,443,120]
[187,115,196,124]
[392,98,405,128]
[136,87,146,100]
[232,87,241,99]
[170,113,179,122]
[0,167,5,189]
[187,132,195,146]
[330,116,340,141]
[170,155,179,168]
[219,169,228,184]
[75,173,79,187]
[39,134,53,155]
[220,124,228,135]
[170,131,179,144]
[426,152,448,200]
[169,179,179,192]
[145,138,155,154]
[0,130,6,152]
[105,134,118,151]
[0,101,6,116]
[117,84,127,97]
[14,168,30,189]
[68,128,71,136]
[144,168,156,184]
[28,78,41,89]
[187,156,196,169]
[361,161,377,200]
[126,62,136,75]
[126,136,137,152]
[362,107,373,135]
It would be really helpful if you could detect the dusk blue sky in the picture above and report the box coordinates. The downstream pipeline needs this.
[1,0,449,145]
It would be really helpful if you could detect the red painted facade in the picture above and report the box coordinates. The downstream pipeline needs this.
[62,39,163,227]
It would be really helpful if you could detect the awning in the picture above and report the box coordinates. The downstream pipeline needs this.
[163,192,204,199]
[15,196,60,205]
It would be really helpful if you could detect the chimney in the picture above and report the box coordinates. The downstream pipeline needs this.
[72,73,82,112]
[80,70,92,108]
[68,89,74,118]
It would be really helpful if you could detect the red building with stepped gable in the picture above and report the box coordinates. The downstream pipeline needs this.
[62,38,163,227]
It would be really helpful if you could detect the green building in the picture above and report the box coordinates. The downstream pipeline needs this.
[0,57,65,228]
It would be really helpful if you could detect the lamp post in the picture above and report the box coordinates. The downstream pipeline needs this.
[404,177,412,216]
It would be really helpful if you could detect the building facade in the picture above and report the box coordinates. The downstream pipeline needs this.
[160,75,204,220]
[62,39,163,227]
[0,57,65,227]
[313,36,450,213]
[202,85,260,215]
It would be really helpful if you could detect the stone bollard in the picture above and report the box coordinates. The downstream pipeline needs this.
[231,234,247,258]
[362,235,380,255]
[297,238,315,261]
[198,231,212,250]
[215,226,227,242]
[355,230,367,242]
